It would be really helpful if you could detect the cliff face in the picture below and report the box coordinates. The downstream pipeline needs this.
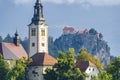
[49,28,110,67]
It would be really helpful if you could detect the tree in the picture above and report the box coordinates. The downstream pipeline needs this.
[21,37,28,53]
[92,71,112,80]
[106,56,120,80]
[78,48,103,72]
[0,54,31,80]
[89,28,98,35]
[7,57,32,80]
[0,54,10,80]
[0,36,3,42]
[3,34,13,43]
[44,49,86,80]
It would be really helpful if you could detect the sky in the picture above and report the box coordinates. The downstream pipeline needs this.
[0,0,120,56]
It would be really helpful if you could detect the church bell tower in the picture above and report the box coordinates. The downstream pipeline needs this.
[28,0,48,57]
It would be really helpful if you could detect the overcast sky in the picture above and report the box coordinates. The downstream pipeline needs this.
[0,0,120,56]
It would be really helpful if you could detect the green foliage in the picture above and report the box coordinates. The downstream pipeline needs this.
[106,56,120,80]
[78,48,103,72]
[99,33,103,39]
[7,57,31,80]
[89,28,98,35]
[92,71,112,80]
[0,54,31,80]
[0,54,10,80]
[44,49,86,80]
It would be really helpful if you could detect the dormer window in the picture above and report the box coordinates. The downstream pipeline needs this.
[31,28,36,36]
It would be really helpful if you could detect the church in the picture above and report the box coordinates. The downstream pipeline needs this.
[26,0,57,80]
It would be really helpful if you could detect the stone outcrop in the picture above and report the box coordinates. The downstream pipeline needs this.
[49,27,110,67]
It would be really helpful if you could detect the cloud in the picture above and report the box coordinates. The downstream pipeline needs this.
[79,0,120,6]
[44,0,120,6]
[13,0,120,6]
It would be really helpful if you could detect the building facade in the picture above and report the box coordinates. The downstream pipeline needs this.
[0,31,28,62]
[27,0,57,80]
[28,0,48,57]
[76,61,99,80]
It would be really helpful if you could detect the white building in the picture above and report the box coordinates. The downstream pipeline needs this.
[76,61,99,80]
[27,0,57,80]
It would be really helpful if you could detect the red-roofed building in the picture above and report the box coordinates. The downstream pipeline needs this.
[63,27,75,35]
[77,30,84,34]
[84,29,89,33]
[26,0,57,80]
[27,53,57,79]
[77,29,89,34]
[76,61,99,80]
[0,42,28,60]
[0,31,28,66]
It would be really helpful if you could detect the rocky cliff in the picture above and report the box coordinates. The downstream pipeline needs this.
[49,27,110,67]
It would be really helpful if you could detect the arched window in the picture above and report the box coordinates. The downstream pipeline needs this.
[41,29,45,36]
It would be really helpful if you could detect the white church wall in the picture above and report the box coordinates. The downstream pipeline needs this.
[29,24,38,57]
[38,24,48,53]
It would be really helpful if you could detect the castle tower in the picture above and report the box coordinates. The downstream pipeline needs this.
[28,0,48,57]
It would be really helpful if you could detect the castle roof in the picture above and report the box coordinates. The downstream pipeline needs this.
[63,27,75,32]
[29,53,57,66]
[76,60,96,72]
[0,42,28,60]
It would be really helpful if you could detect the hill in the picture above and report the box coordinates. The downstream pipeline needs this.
[49,27,110,67]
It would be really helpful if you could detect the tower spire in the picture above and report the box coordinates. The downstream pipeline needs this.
[36,0,41,3]
[31,0,45,25]
[14,30,20,46]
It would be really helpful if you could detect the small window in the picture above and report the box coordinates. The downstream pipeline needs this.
[89,68,91,71]
[41,29,45,36]
[32,43,35,47]
[31,28,36,36]
[42,43,45,47]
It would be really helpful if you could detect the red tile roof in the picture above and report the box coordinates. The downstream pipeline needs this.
[77,30,84,34]
[63,27,75,32]
[76,60,96,72]
[84,29,89,33]
[29,53,57,66]
[0,42,28,60]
